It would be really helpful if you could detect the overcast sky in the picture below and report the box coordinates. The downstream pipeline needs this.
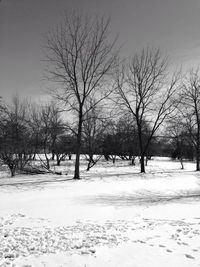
[1,0,200,102]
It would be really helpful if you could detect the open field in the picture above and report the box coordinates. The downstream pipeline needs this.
[0,157,200,266]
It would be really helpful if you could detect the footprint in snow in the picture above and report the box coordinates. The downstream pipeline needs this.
[185,254,195,260]
[135,240,146,244]
[154,235,161,238]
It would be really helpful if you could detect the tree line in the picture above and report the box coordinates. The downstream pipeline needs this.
[1,13,200,177]
[0,93,196,177]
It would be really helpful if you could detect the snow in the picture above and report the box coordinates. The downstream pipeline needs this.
[0,158,200,266]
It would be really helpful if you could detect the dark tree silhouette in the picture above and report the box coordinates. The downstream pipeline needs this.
[46,13,118,179]
[115,47,179,173]
[178,69,200,171]
[0,96,31,176]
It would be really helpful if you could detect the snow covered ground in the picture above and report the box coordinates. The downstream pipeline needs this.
[0,157,200,266]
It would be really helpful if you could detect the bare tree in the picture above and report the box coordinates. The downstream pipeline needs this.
[115,47,179,173]
[178,68,200,171]
[0,96,31,176]
[46,13,117,179]
[38,103,64,171]
[28,104,43,160]
[53,134,76,166]
[82,100,108,171]
[167,115,193,169]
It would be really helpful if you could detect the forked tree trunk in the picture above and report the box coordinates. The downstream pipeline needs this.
[44,152,50,170]
[9,163,16,177]
[86,155,94,171]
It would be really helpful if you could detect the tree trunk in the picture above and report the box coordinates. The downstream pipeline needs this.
[56,154,61,166]
[196,146,200,171]
[74,111,83,179]
[11,170,15,177]
[44,153,50,170]
[104,154,110,161]
[52,151,55,161]
[131,156,135,165]
[180,158,184,169]
[86,162,90,171]
[196,124,200,171]
[10,166,16,177]
[140,154,145,173]
[74,146,81,179]
[137,124,145,173]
